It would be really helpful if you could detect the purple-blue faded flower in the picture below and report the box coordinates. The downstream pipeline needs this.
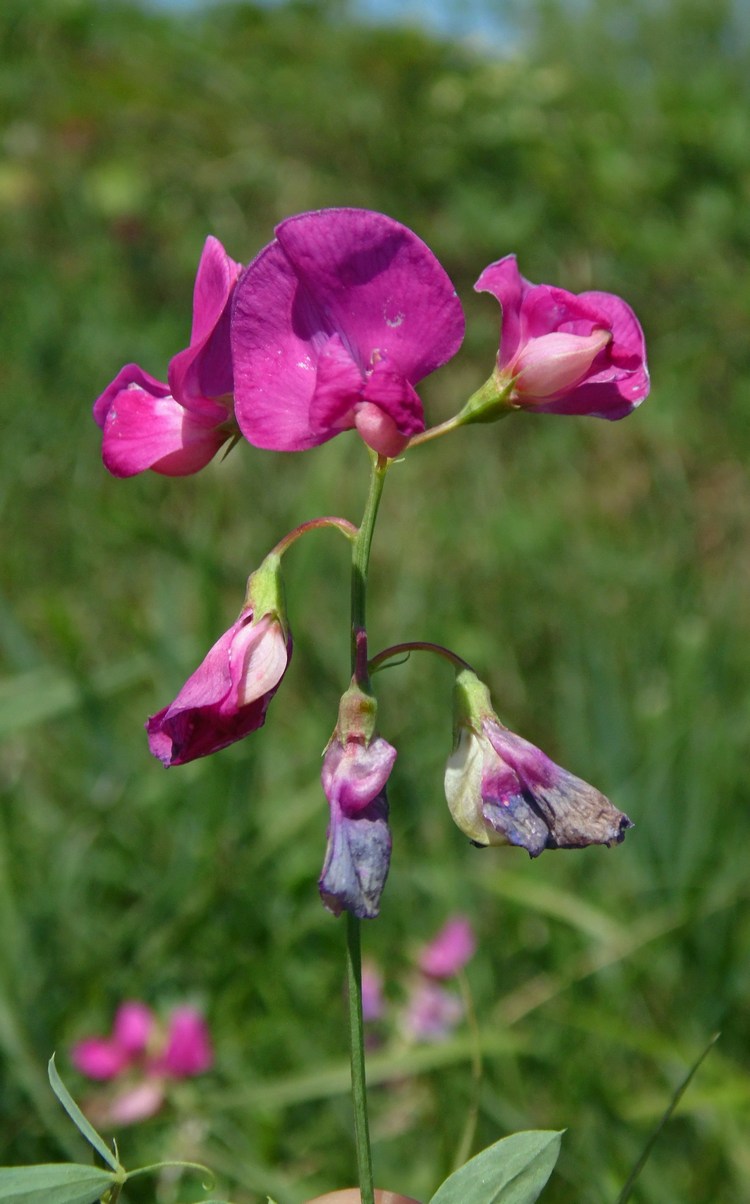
[444,670,632,856]
[94,237,241,476]
[472,255,649,421]
[232,208,465,458]
[318,680,396,919]
[147,556,291,766]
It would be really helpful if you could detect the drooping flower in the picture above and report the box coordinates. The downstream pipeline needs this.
[444,669,632,856]
[94,236,241,476]
[147,555,291,766]
[72,1001,213,1128]
[417,916,476,980]
[231,208,465,458]
[318,679,396,919]
[472,255,649,420]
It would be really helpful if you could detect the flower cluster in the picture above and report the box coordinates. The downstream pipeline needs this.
[71,1001,213,1127]
[94,207,647,921]
[362,917,476,1044]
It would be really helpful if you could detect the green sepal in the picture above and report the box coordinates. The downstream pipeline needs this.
[428,1130,563,1204]
[452,668,494,743]
[0,1163,119,1204]
[243,554,287,629]
[454,374,516,427]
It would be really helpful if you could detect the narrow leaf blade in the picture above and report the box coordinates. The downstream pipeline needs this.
[429,1130,563,1204]
[47,1056,120,1172]
[0,1162,117,1204]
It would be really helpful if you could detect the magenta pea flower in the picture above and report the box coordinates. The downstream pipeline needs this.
[93,236,241,476]
[318,680,397,919]
[72,1001,213,1128]
[147,555,291,767]
[71,1001,155,1081]
[231,208,465,458]
[474,255,649,420]
[418,916,476,980]
[445,670,632,856]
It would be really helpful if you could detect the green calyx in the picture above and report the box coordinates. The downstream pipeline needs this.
[454,371,516,427]
[453,668,494,737]
[336,678,379,744]
[244,553,287,628]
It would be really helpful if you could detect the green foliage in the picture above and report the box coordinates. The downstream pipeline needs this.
[1,0,749,1201]
[0,1163,118,1204]
[429,1131,562,1204]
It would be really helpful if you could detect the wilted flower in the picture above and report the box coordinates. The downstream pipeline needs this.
[231,208,465,458]
[473,255,649,420]
[147,555,291,766]
[72,1001,213,1127]
[445,670,632,856]
[318,679,396,919]
[94,237,241,476]
[417,916,476,979]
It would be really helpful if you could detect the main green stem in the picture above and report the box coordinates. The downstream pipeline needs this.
[346,452,389,1204]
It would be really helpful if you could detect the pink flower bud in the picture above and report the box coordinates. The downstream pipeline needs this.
[475,255,649,420]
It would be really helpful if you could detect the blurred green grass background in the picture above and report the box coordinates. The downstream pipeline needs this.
[1,0,750,1199]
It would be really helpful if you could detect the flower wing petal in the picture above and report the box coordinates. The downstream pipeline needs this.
[100,375,227,478]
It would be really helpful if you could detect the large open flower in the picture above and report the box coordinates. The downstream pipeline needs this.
[94,237,241,476]
[475,255,649,419]
[232,208,465,458]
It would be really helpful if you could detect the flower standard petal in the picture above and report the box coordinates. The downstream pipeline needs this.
[232,208,464,451]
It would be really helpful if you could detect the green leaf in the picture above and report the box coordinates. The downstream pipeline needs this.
[429,1130,563,1204]
[0,1163,118,1204]
[615,1032,720,1204]
[47,1057,120,1172]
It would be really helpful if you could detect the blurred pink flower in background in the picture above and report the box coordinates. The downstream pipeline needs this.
[358,916,475,1046]
[400,981,464,1044]
[361,960,385,1023]
[72,1001,213,1126]
[417,916,476,980]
